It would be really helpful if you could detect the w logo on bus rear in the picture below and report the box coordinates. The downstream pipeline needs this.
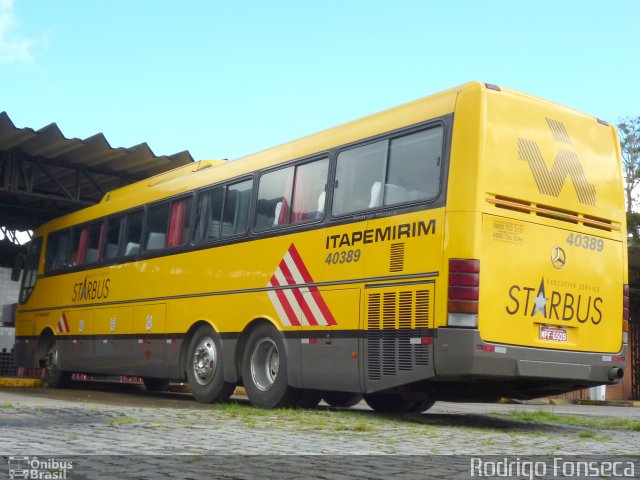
[518,118,596,206]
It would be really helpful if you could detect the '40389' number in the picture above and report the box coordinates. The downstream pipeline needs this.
[566,233,604,252]
[325,249,361,265]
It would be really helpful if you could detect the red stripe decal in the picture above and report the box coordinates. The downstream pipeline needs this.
[271,276,301,327]
[287,244,314,284]
[279,261,318,325]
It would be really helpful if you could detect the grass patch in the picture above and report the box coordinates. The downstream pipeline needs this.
[106,414,136,425]
[1,402,14,409]
[493,410,640,432]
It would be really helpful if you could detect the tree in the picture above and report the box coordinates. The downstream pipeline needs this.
[618,117,640,244]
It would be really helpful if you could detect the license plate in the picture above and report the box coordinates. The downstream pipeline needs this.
[539,326,567,342]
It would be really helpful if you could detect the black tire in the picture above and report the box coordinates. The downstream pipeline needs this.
[323,391,363,408]
[408,398,436,413]
[44,340,70,388]
[185,326,235,403]
[363,392,415,413]
[242,324,297,409]
[294,389,323,409]
[143,378,170,393]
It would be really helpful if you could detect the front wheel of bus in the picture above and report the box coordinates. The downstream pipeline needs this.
[242,324,297,408]
[44,341,70,388]
[186,326,234,403]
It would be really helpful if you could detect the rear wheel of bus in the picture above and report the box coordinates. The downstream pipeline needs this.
[363,392,415,413]
[242,323,297,408]
[186,325,235,403]
[322,391,363,408]
[43,339,70,388]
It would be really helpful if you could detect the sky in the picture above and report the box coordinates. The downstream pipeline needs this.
[1,0,639,163]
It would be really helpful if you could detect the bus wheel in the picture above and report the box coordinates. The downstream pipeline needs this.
[408,398,436,413]
[242,324,297,408]
[143,378,170,393]
[363,393,415,413]
[322,391,363,408]
[186,326,234,403]
[44,341,70,388]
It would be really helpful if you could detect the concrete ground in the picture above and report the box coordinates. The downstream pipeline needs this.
[0,384,639,479]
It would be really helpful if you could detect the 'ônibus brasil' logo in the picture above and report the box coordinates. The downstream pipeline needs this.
[505,277,603,325]
[518,118,596,206]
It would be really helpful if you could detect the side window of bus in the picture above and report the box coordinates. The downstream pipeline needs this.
[103,215,124,260]
[145,202,170,251]
[71,222,103,266]
[332,126,443,215]
[221,179,252,238]
[193,186,224,242]
[121,209,144,257]
[255,166,294,231]
[45,230,71,272]
[254,158,329,231]
[167,197,192,248]
[291,158,329,223]
[386,127,443,205]
[20,236,43,303]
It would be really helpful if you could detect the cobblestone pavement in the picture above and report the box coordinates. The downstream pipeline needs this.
[1,386,639,479]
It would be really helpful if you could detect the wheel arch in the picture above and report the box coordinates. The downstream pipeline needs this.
[36,327,55,366]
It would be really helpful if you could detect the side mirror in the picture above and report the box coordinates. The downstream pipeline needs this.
[11,253,24,282]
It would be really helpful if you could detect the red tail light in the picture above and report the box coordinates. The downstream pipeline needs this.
[448,259,480,315]
[623,284,629,321]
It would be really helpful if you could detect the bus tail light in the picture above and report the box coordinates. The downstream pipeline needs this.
[448,259,479,328]
[623,284,629,344]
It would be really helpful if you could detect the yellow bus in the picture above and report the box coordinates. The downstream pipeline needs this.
[12,82,628,411]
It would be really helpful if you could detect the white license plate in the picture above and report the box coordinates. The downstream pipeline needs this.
[539,326,567,342]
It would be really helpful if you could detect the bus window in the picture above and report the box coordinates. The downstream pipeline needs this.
[332,127,444,215]
[255,166,294,231]
[291,158,329,223]
[19,237,42,303]
[103,215,124,260]
[71,222,103,266]
[85,222,103,264]
[386,127,442,205]
[221,179,252,238]
[45,230,71,272]
[333,141,387,215]
[146,202,170,251]
[122,209,143,257]
[167,197,192,248]
[194,187,224,242]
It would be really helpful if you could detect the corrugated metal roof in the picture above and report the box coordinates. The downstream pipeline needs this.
[0,111,194,231]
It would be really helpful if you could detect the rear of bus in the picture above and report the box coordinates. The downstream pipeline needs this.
[436,83,627,399]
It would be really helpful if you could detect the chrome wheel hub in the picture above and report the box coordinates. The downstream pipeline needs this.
[192,337,217,385]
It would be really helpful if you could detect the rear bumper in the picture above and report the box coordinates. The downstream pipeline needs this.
[434,328,626,384]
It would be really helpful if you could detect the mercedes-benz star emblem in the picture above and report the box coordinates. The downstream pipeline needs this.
[551,246,566,269]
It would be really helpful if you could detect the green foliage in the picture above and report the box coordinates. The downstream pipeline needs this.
[627,211,640,246]
[619,117,640,214]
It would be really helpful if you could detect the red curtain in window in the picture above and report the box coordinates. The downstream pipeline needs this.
[75,227,89,265]
[168,200,186,247]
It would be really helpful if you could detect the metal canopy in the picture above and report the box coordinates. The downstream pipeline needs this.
[0,111,194,233]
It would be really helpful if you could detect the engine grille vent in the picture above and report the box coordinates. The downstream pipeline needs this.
[366,285,432,381]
